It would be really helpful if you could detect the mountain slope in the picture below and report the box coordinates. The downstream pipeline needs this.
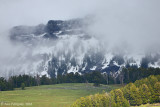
[3,18,160,78]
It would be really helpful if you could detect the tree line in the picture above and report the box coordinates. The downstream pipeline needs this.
[0,67,160,91]
[71,75,160,107]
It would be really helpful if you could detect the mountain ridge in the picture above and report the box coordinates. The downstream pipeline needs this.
[4,18,160,78]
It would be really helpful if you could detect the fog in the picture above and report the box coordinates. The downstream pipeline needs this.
[0,0,98,31]
[1,0,160,49]
[86,0,160,53]
[0,0,160,77]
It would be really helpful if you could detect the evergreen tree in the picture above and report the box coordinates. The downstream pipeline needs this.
[148,75,158,87]
[111,89,130,107]
[152,82,160,103]
[139,84,151,104]
[129,84,142,106]
[21,83,25,90]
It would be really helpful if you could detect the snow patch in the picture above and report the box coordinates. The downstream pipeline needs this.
[90,66,97,70]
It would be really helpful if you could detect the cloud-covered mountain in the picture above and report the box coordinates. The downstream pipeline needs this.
[2,18,160,78]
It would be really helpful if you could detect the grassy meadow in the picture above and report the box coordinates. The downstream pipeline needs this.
[0,83,122,107]
[133,103,160,107]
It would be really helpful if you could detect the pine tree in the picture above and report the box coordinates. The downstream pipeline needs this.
[122,83,133,100]
[139,84,151,104]
[153,82,160,103]
[110,89,130,107]
[148,75,158,87]
[129,84,142,106]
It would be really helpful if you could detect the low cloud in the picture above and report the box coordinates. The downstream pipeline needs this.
[86,0,160,53]
[0,0,160,77]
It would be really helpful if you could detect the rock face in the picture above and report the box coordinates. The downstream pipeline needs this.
[6,18,160,78]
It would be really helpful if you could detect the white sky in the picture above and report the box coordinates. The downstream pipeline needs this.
[0,0,98,31]
[0,0,160,51]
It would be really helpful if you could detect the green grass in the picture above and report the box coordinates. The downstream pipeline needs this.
[133,103,160,107]
[0,83,122,107]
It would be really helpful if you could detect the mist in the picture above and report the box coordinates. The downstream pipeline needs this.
[0,0,98,31]
[0,0,160,77]
[86,0,160,53]
[1,0,160,50]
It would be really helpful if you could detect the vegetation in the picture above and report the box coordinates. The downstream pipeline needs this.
[121,67,160,83]
[72,75,160,107]
[0,83,121,107]
[134,103,160,107]
[1,67,160,91]
[0,68,160,106]
[21,83,25,90]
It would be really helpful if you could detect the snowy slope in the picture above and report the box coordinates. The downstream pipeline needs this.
[1,18,160,78]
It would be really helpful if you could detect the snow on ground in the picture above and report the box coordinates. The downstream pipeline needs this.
[67,66,79,74]
[125,52,144,67]
[41,71,49,77]
[90,66,97,70]
[102,53,113,69]
[148,61,160,68]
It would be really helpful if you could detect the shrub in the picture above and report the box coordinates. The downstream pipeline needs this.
[21,83,25,90]
[93,83,100,87]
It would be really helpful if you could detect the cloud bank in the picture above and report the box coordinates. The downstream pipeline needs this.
[0,0,160,77]
[86,0,160,53]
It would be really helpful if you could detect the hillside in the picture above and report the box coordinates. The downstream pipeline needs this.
[1,18,160,78]
[71,75,160,107]
[0,83,122,107]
